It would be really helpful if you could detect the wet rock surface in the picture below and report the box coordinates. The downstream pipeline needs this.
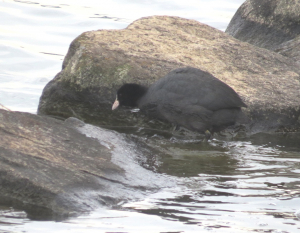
[0,109,173,219]
[38,15,300,134]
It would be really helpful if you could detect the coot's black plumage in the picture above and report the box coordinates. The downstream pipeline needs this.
[112,67,246,136]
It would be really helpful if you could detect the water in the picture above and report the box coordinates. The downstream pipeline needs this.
[1,0,300,232]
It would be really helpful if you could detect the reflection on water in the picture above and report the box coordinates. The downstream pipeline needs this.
[123,133,300,232]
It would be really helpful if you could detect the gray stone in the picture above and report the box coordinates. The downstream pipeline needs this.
[226,0,300,51]
[0,109,122,219]
[274,35,300,63]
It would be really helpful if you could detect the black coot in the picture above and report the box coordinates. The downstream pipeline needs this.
[112,67,247,137]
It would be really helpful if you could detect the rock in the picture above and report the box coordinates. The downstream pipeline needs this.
[274,35,300,63]
[0,109,173,220]
[226,0,300,51]
[38,15,300,134]
[0,109,121,219]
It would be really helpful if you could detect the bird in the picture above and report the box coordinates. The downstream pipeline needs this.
[112,67,247,139]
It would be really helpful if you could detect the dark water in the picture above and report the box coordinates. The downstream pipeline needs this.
[1,0,300,232]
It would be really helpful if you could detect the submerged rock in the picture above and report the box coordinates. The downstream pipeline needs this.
[38,15,300,134]
[226,0,300,51]
[0,109,173,220]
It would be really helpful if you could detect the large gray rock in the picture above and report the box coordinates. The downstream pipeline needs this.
[226,0,300,51]
[38,15,300,134]
[0,109,172,219]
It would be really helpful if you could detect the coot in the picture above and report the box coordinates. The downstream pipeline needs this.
[112,67,246,138]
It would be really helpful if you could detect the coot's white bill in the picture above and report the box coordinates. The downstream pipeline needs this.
[112,98,119,110]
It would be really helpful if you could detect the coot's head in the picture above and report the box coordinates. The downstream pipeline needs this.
[112,83,147,110]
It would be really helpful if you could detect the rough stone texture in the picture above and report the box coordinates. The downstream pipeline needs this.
[0,109,124,219]
[38,15,300,134]
[274,35,300,63]
[226,0,300,51]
